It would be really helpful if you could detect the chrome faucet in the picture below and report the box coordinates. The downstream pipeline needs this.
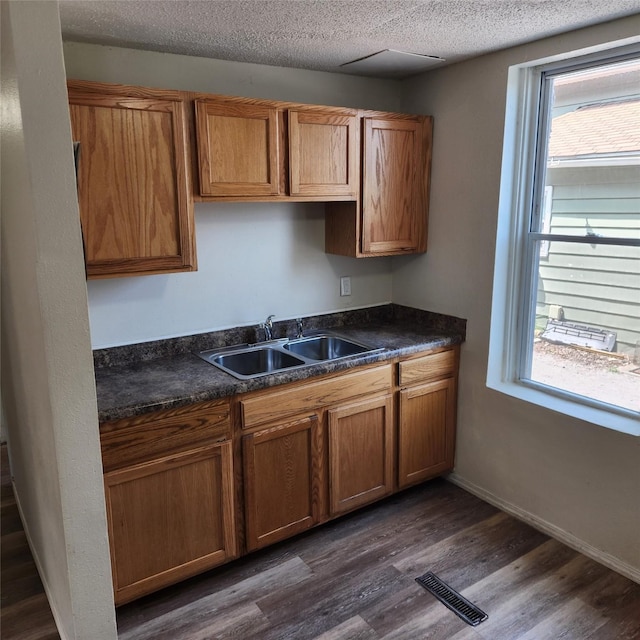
[296,318,304,339]
[260,314,275,341]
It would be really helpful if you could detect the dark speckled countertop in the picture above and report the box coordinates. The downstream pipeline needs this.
[94,304,466,423]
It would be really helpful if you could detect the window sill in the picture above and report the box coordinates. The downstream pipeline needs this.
[486,377,640,437]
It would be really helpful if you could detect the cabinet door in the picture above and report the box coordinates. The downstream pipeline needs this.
[289,109,358,197]
[68,82,196,278]
[361,116,429,255]
[195,100,280,196]
[398,377,456,489]
[243,415,322,551]
[328,394,394,516]
[104,442,236,605]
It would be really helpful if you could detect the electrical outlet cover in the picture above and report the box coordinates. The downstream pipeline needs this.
[340,276,351,296]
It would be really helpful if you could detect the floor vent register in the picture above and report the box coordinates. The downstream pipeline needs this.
[415,571,488,626]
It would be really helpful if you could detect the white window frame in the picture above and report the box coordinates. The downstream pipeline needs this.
[487,41,640,437]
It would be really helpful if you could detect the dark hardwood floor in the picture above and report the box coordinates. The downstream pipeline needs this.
[1,445,60,640]
[2,441,639,639]
[116,479,640,640]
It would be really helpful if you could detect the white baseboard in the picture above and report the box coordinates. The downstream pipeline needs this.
[13,481,71,640]
[447,472,640,585]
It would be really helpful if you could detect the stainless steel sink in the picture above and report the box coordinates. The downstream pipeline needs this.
[283,335,373,361]
[198,345,306,379]
[197,332,383,380]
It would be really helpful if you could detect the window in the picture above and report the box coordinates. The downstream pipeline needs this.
[488,45,640,436]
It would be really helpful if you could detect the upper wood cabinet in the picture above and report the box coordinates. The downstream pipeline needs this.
[68,81,432,270]
[67,80,196,278]
[325,112,433,257]
[194,96,358,201]
[195,99,281,197]
[361,115,430,254]
[288,109,358,198]
[195,97,431,253]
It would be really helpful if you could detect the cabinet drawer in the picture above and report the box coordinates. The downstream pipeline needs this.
[399,348,457,387]
[241,364,392,429]
[100,399,231,472]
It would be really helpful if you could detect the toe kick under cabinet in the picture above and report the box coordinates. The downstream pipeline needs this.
[99,346,458,604]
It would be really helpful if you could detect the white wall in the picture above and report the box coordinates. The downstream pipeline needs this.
[395,15,640,578]
[63,42,400,347]
[1,3,117,639]
[88,204,392,345]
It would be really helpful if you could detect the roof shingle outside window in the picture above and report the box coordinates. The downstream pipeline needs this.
[548,98,640,159]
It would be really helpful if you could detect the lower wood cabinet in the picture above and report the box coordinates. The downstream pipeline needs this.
[100,399,235,605]
[104,442,236,605]
[243,414,322,551]
[398,378,456,487]
[328,394,394,516]
[398,349,458,488]
[100,349,459,604]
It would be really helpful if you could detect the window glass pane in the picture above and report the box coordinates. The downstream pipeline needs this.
[539,59,640,240]
[526,239,640,414]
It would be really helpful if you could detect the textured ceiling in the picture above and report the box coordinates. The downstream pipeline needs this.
[58,0,640,78]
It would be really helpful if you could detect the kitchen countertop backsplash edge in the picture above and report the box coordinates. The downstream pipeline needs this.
[93,305,464,368]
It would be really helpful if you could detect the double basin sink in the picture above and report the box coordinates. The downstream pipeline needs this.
[197,333,383,380]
